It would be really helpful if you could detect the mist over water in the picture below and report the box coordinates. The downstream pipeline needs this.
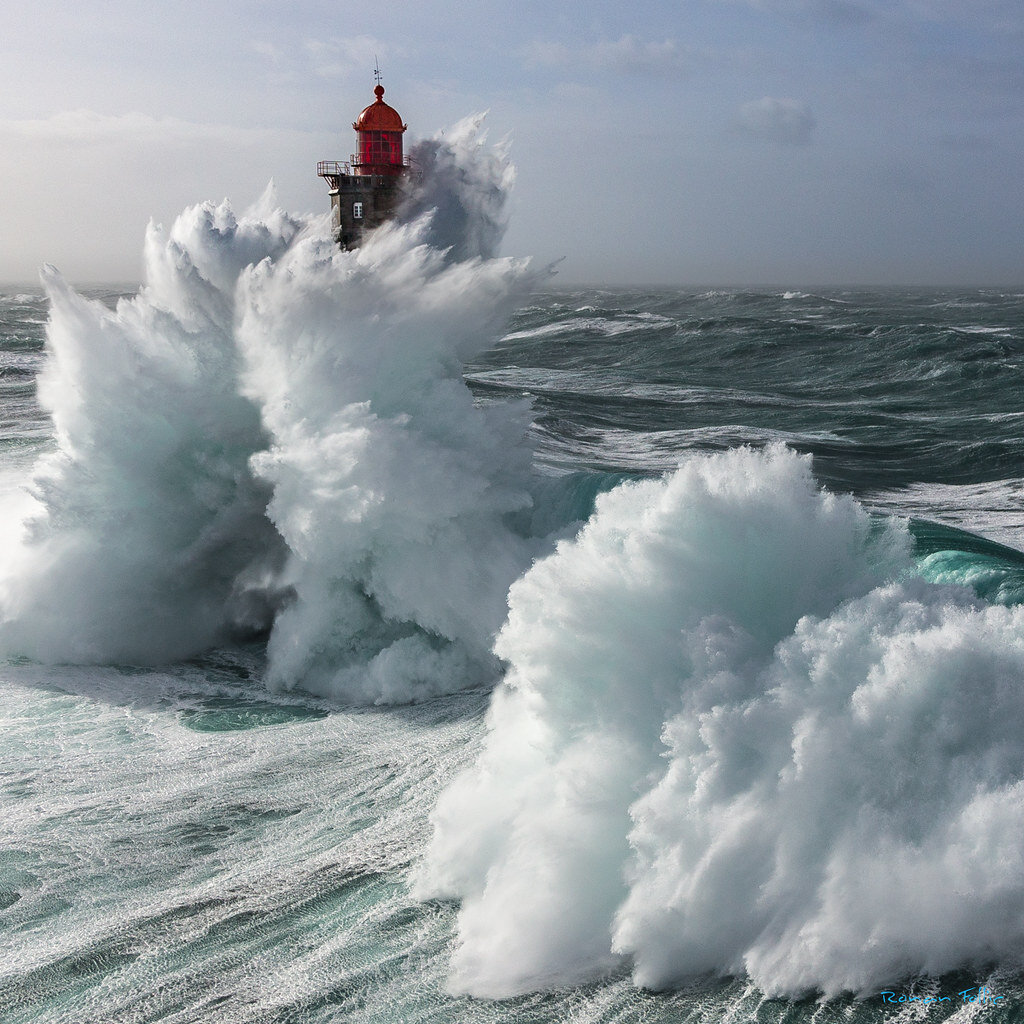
[1,117,1024,1022]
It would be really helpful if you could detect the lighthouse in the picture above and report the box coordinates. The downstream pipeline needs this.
[317,74,410,249]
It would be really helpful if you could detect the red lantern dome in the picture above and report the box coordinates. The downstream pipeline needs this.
[352,84,407,175]
[354,85,407,132]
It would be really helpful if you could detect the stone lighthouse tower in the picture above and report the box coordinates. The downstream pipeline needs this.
[317,74,410,249]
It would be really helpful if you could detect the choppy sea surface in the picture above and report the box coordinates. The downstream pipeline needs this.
[4,206,1024,1022]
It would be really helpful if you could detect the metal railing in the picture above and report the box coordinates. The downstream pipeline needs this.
[317,160,352,177]
[353,154,412,168]
[318,155,413,177]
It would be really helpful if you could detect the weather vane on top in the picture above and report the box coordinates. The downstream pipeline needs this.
[374,57,382,86]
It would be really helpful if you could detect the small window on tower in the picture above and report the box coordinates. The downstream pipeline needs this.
[353,202,363,219]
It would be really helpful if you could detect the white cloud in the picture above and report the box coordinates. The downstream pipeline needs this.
[0,110,279,146]
[250,40,284,64]
[524,35,690,77]
[736,96,816,144]
[304,35,396,80]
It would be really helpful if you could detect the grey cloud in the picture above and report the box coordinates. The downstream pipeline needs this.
[736,97,816,144]
[816,0,874,24]
[524,35,690,77]
[938,132,995,153]
[714,0,875,21]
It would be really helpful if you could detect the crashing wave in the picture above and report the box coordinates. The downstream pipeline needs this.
[416,444,1024,998]
[0,119,544,703]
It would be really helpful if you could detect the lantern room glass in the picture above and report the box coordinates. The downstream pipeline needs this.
[358,131,403,170]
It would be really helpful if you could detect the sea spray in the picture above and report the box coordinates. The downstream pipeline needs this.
[0,120,544,701]
[237,216,539,702]
[416,444,1024,997]
[0,194,299,663]
[399,114,515,264]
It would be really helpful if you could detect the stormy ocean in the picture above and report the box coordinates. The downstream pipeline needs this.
[3,122,1024,1023]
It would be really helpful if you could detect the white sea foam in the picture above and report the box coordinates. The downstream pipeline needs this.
[416,444,1024,998]
[501,312,669,342]
[237,222,540,703]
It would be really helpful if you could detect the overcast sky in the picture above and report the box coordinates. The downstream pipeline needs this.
[1,0,1023,286]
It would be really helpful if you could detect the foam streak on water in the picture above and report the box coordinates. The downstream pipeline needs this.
[0,662,489,1024]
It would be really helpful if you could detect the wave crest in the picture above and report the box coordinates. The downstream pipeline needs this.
[416,445,1024,998]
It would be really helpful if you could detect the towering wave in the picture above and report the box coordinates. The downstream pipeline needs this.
[415,444,1024,998]
[0,119,542,701]
[238,223,539,701]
